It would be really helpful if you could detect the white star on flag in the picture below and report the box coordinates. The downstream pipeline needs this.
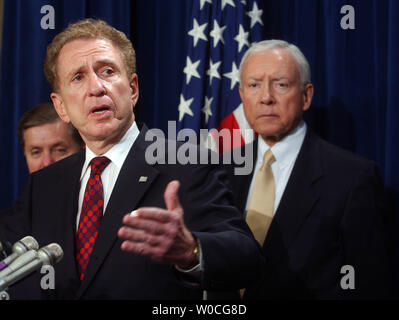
[200,0,212,10]
[223,62,240,90]
[183,57,201,84]
[178,94,194,121]
[188,18,208,47]
[178,0,263,152]
[247,2,263,28]
[206,59,221,85]
[221,0,235,10]
[210,20,226,47]
[201,97,213,124]
[234,25,250,52]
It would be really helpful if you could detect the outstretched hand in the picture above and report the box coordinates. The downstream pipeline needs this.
[117,180,198,269]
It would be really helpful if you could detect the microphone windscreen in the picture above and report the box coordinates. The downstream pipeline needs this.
[39,243,63,265]
[19,236,39,251]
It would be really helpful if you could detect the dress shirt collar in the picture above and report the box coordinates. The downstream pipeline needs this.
[257,120,307,169]
[80,121,140,180]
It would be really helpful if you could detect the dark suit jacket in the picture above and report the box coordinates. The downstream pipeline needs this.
[0,124,263,300]
[224,128,393,299]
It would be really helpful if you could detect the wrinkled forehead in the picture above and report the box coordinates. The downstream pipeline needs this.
[24,120,71,142]
[56,38,124,74]
[59,38,120,62]
[243,48,300,79]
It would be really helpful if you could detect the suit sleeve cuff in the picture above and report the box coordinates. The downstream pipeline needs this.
[173,239,204,286]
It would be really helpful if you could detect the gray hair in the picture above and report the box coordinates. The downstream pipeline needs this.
[239,39,311,89]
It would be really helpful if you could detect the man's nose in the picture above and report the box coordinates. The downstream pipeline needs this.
[260,86,275,105]
[40,152,55,169]
[88,73,106,96]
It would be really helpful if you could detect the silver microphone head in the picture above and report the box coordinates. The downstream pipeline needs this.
[12,236,39,255]
[38,243,63,265]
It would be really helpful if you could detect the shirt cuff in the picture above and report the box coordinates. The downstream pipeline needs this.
[174,239,204,282]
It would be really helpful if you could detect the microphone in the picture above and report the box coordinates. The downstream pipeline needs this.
[0,236,39,273]
[0,243,63,291]
[0,236,39,272]
[0,250,38,278]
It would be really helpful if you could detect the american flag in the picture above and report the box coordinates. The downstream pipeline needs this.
[177,0,264,152]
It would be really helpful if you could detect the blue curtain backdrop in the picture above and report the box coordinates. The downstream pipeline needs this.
[1,0,398,292]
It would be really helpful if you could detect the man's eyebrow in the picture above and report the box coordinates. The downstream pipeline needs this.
[51,142,67,148]
[66,65,85,80]
[28,146,41,151]
[246,75,290,82]
[65,59,119,79]
[94,59,119,69]
[273,76,289,81]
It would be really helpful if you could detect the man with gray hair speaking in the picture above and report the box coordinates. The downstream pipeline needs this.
[224,39,392,299]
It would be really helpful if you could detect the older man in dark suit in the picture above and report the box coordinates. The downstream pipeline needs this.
[225,39,392,299]
[0,19,263,299]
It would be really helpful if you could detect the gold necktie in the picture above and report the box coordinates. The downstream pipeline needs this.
[246,149,276,245]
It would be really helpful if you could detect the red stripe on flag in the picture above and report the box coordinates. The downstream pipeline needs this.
[214,112,245,153]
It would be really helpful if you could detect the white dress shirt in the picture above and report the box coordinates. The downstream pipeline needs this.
[245,121,307,214]
[75,121,203,278]
[76,121,140,228]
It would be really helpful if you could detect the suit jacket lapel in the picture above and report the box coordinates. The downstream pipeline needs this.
[76,125,159,298]
[264,129,323,258]
[63,152,85,281]
[45,150,85,298]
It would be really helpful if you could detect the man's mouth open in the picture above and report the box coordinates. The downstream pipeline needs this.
[89,105,112,118]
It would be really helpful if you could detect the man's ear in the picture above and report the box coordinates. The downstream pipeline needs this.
[302,83,314,112]
[50,92,70,123]
[130,73,139,109]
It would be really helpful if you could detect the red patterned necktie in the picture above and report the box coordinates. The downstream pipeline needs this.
[76,156,111,281]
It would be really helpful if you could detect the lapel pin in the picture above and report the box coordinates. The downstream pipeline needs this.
[139,176,148,182]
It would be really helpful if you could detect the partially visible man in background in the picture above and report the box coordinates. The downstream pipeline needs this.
[18,102,84,173]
